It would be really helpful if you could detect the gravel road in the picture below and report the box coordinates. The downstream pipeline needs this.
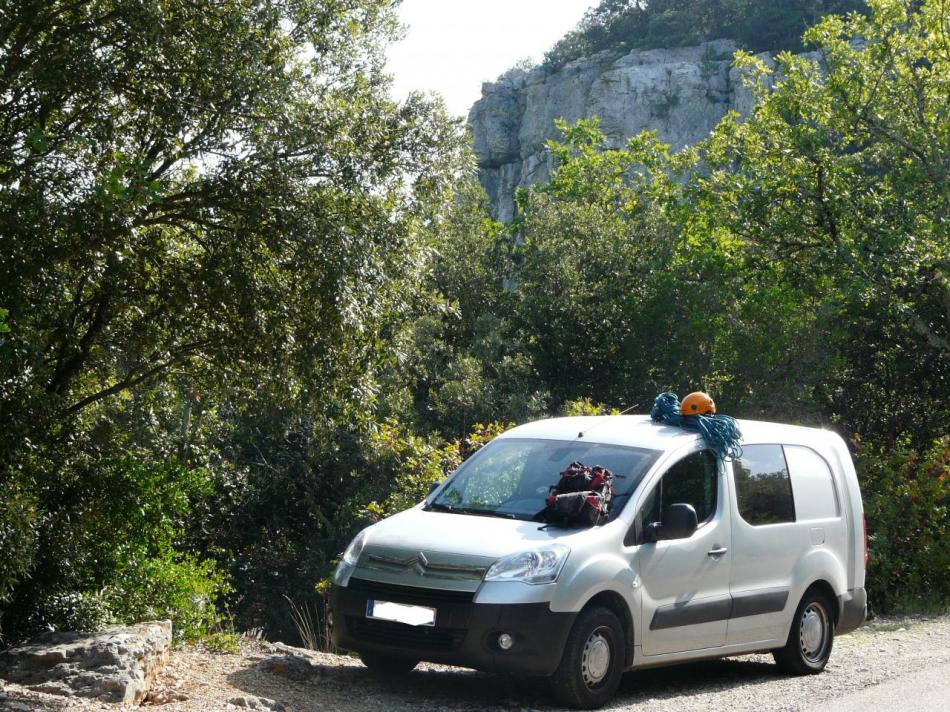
[2,614,948,711]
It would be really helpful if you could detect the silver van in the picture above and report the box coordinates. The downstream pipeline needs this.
[330,415,867,709]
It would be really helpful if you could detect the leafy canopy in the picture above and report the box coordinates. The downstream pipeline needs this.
[544,0,868,70]
[0,0,466,639]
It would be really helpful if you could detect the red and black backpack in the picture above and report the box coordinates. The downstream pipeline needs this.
[544,461,615,526]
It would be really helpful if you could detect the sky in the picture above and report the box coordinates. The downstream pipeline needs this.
[386,0,598,118]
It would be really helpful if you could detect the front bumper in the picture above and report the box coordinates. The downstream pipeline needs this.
[836,587,867,634]
[330,578,575,676]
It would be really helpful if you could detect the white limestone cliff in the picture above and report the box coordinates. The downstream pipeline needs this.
[468,39,776,221]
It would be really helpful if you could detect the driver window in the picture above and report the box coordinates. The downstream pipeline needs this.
[637,450,718,536]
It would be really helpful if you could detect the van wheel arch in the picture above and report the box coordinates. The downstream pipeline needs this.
[803,580,839,626]
[582,591,635,668]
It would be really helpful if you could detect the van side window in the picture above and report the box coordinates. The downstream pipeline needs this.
[642,449,718,528]
[784,445,839,519]
[733,444,795,525]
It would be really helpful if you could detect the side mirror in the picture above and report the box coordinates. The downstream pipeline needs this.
[427,480,443,495]
[661,503,698,540]
[643,503,699,543]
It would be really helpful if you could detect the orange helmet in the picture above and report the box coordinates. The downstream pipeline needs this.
[681,391,716,416]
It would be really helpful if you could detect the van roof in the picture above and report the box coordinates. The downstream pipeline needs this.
[497,414,842,453]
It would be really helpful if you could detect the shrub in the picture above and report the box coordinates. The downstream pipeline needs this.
[362,421,463,520]
[562,398,621,417]
[362,420,514,520]
[0,481,40,641]
[29,590,114,633]
[0,483,39,603]
[858,436,950,613]
[107,552,230,643]
[201,631,241,654]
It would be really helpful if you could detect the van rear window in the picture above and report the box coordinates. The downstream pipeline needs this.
[785,445,839,520]
[733,444,796,526]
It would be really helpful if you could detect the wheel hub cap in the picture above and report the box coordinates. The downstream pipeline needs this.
[582,631,611,687]
[800,604,827,660]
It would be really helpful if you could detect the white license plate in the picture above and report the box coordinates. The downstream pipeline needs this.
[366,600,436,627]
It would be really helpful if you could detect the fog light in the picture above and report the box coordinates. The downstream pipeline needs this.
[498,633,514,651]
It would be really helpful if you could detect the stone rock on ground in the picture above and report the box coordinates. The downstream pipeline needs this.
[0,620,172,704]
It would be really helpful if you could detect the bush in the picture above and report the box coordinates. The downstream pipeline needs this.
[858,436,950,613]
[201,630,241,654]
[0,482,39,603]
[29,590,114,633]
[107,552,230,643]
[361,420,513,520]
[1,457,227,643]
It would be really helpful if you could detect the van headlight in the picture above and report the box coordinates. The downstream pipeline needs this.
[484,545,570,585]
[333,529,368,586]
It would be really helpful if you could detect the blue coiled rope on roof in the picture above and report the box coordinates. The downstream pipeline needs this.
[650,392,743,461]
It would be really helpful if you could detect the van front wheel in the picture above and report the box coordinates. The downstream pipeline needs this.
[550,606,624,709]
[774,590,834,674]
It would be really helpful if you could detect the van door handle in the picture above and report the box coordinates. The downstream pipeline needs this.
[707,547,728,557]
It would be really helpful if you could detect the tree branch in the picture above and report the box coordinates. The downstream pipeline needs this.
[63,340,210,415]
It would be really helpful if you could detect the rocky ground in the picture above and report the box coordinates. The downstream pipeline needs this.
[2,614,948,712]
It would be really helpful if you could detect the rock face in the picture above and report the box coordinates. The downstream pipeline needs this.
[469,39,767,221]
[0,620,172,704]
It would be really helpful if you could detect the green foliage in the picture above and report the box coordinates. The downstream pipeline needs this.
[858,437,950,613]
[0,0,464,641]
[0,481,38,611]
[29,591,114,633]
[4,457,227,641]
[107,553,229,643]
[563,398,621,417]
[380,178,549,436]
[506,118,747,412]
[543,0,867,71]
[361,420,513,520]
[201,630,241,655]
[695,0,950,439]
[362,421,464,519]
[1,0,947,643]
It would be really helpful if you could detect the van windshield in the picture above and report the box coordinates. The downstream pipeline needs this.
[427,438,660,522]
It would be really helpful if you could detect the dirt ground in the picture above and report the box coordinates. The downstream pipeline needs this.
[2,614,948,711]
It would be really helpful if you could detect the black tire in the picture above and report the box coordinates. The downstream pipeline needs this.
[773,589,835,675]
[550,606,625,710]
[359,651,419,674]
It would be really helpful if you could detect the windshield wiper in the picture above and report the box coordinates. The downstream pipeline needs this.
[425,502,522,520]
[424,501,461,514]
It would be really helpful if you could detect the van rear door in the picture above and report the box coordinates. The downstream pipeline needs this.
[726,444,810,645]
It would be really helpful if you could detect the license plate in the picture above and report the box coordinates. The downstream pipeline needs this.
[366,599,436,627]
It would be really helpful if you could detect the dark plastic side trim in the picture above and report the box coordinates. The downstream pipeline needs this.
[650,588,790,630]
[731,588,789,618]
[651,595,732,630]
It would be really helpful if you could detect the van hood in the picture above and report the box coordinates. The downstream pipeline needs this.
[364,506,592,559]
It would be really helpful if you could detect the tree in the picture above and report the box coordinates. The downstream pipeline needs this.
[508,118,802,413]
[0,0,464,452]
[0,0,465,635]
[692,0,949,441]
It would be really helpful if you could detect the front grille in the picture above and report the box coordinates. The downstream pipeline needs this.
[347,616,466,651]
[347,577,475,607]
